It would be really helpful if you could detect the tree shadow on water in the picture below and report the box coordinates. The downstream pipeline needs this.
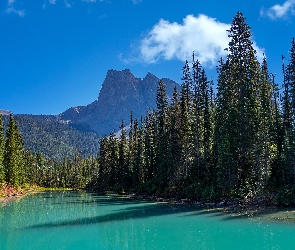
[52,198,144,207]
[21,202,210,230]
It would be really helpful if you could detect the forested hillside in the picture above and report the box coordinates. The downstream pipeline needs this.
[2,114,100,161]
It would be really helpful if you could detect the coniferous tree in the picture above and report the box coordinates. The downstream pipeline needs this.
[281,38,295,187]
[288,38,295,127]
[257,57,279,191]
[0,114,5,183]
[191,58,215,188]
[137,122,146,187]
[281,55,292,186]
[191,59,203,181]
[155,80,169,189]
[267,72,284,191]
[97,136,110,189]
[166,87,182,190]
[23,149,35,185]
[108,132,119,189]
[143,112,156,184]
[118,120,129,190]
[216,12,262,198]
[180,61,194,180]
[131,118,140,187]
[287,39,295,185]
[4,114,25,186]
[130,118,146,189]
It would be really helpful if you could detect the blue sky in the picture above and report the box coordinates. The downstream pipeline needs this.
[1,0,295,115]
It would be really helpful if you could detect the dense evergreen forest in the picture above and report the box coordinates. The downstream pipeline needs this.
[1,114,101,161]
[1,12,295,206]
[0,114,99,189]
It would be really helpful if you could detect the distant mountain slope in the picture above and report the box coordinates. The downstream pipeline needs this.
[2,114,100,161]
[59,69,180,135]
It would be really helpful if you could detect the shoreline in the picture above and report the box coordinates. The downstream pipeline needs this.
[0,183,42,207]
[0,186,77,206]
[102,191,295,222]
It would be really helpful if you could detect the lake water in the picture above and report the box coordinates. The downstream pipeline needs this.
[0,191,295,250]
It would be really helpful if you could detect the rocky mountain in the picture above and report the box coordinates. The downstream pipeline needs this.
[59,69,180,135]
[0,110,12,115]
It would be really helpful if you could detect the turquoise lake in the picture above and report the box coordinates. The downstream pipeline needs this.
[0,191,295,250]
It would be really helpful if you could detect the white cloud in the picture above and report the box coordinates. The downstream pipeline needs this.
[7,0,15,6]
[6,0,25,17]
[64,0,71,8]
[6,7,25,17]
[261,0,295,19]
[44,0,72,8]
[82,0,111,3]
[132,0,142,4]
[138,14,264,66]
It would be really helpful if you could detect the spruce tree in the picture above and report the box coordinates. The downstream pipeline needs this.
[143,112,156,184]
[0,114,5,182]
[136,122,146,187]
[4,114,25,186]
[288,38,295,125]
[118,120,129,190]
[281,38,295,187]
[192,59,203,180]
[216,12,262,198]
[131,118,142,188]
[257,57,279,191]
[127,114,147,190]
[180,61,194,179]
[108,132,119,189]
[166,87,182,189]
[155,80,169,189]
[191,58,215,187]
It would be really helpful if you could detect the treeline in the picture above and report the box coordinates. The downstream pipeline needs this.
[0,114,99,188]
[94,12,295,205]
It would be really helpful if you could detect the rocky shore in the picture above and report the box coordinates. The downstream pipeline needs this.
[0,183,24,206]
[0,183,23,197]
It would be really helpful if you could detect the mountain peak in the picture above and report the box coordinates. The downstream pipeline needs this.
[0,110,12,116]
[60,69,179,135]
[106,69,133,78]
[144,72,158,81]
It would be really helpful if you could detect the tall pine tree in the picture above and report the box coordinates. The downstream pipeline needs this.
[155,80,169,189]
[216,12,262,198]
[4,114,25,186]
[0,114,5,183]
